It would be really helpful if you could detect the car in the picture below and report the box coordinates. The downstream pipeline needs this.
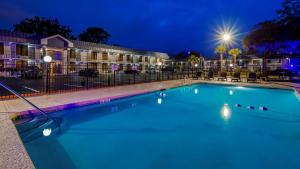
[78,69,99,77]
[161,67,176,72]
[124,69,139,74]
[21,66,43,79]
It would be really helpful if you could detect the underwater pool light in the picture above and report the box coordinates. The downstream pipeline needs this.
[157,98,162,104]
[43,128,52,137]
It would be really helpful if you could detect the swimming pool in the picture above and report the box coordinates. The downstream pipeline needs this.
[17,84,300,169]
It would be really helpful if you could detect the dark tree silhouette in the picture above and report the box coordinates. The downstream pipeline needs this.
[243,0,300,53]
[78,27,110,44]
[14,16,75,39]
[175,51,202,61]
[243,0,300,74]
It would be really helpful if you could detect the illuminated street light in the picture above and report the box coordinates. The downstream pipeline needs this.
[222,33,231,42]
[214,22,239,46]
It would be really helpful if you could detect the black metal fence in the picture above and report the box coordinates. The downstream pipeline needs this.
[0,62,299,100]
[0,63,194,99]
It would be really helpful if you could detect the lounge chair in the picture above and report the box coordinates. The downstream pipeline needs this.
[204,71,214,80]
[231,72,241,82]
[247,72,257,82]
[192,72,202,80]
[217,72,227,81]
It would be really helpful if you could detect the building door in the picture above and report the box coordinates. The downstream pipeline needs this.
[16,60,27,70]
[53,64,62,74]
[0,60,3,68]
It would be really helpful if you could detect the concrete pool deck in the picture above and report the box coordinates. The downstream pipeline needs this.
[0,79,300,169]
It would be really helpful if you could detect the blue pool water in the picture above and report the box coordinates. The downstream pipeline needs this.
[19,84,300,169]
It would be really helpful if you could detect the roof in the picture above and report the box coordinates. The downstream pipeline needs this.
[0,30,169,59]
[70,39,169,58]
[0,29,40,44]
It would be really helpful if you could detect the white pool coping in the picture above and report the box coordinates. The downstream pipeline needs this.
[0,79,299,169]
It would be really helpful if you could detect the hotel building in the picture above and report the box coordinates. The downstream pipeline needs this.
[0,30,169,75]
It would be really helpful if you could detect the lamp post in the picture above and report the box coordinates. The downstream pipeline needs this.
[43,56,52,93]
[157,62,162,80]
[111,64,118,86]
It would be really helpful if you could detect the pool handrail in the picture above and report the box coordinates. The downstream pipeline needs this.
[0,81,55,122]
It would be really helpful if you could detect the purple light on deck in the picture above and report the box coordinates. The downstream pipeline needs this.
[111,64,119,71]
[132,64,138,70]
[290,64,294,68]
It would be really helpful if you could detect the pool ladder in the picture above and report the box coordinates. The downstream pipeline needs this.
[0,82,62,142]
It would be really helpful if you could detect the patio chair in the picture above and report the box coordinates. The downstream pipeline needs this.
[192,72,202,80]
[231,72,241,82]
[204,71,214,80]
[247,72,257,83]
[217,72,227,81]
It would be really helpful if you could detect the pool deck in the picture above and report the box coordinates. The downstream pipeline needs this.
[0,79,299,169]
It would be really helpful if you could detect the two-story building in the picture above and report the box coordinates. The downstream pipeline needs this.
[0,30,169,76]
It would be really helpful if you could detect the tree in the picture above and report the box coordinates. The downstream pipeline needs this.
[214,44,227,71]
[187,55,200,67]
[243,0,300,52]
[277,0,300,21]
[242,0,300,73]
[78,27,110,44]
[14,16,75,39]
[228,48,242,68]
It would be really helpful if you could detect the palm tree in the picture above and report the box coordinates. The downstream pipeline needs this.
[187,55,200,67]
[228,48,242,68]
[187,55,200,74]
[214,44,227,71]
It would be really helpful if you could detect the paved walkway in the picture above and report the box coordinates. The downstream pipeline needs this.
[0,79,299,169]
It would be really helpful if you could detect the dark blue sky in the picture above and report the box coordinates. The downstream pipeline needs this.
[0,0,281,56]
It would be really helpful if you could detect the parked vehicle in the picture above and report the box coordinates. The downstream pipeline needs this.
[124,69,139,74]
[78,69,99,77]
[21,66,43,79]
[161,67,176,73]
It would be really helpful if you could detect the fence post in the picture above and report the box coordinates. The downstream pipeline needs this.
[113,70,116,86]
[86,63,89,89]
[108,74,111,86]
[45,63,49,93]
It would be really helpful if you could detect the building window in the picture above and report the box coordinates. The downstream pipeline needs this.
[102,63,108,70]
[102,52,108,60]
[145,57,149,62]
[69,62,76,71]
[118,54,124,61]
[127,55,132,62]
[16,44,28,56]
[90,63,98,70]
[70,49,76,59]
[139,56,143,62]
[119,64,123,70]
[0,60,4,69]
[126,64,132,70]
[16,60,27,69]
[92,51,97,60]
[138,64,143,70]
[0,43,4,55]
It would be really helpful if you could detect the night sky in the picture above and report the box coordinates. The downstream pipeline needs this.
[0,0,281,56]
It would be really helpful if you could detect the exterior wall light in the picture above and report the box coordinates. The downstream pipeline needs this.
[43,55,52,63]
